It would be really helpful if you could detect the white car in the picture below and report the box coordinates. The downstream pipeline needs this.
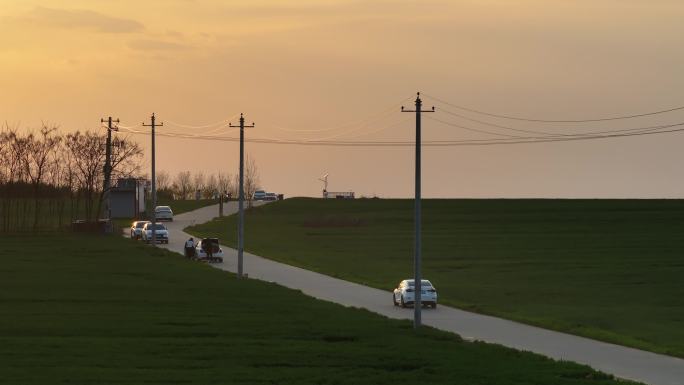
[154,206,174,221]
[142,222,169,244]
[129,220,150,239]
[194,238,224,262]
[253,190,266,200]
[393,279,438,308]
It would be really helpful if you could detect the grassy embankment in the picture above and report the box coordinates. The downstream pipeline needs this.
[0,232,630,384]
[0,197,218,232]
[156,198,218,215]
[0,198,90,231]
[186,198,684,358]
[113,198,218,230]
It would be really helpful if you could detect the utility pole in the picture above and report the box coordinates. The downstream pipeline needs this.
[402,92,435,329]
[101,116,119,234]
[143,113,163,247]
[229,113,254,278]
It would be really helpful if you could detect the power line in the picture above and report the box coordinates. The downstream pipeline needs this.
[119,121,684,146]
[426,116,525,138]
[305,115,411,142]
[423,93,684,123]
[165,114,240,129]
[425,115,682,139]
[261,97,412,134]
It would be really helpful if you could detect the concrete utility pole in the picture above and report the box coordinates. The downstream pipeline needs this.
[101,116,119,233]
[402,92,434,329]
[229,113,254,278]
[143,113,163,246]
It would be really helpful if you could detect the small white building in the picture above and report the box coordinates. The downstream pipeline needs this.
[111,178,147,218]
[323,190,355,199]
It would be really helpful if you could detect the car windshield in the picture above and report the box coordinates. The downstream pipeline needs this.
[149,224,166,230]
[135,222,147,228]
[408,280,433,287]
[156,207,171,212]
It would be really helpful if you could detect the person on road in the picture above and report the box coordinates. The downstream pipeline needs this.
[203,239,214,261]
[184,237,195,259]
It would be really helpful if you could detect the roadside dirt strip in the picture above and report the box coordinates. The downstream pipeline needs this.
[146,203,684,385]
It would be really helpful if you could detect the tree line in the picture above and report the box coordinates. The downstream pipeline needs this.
[1,124,263,231]
[156,155,260,203]
[0,124,142,230]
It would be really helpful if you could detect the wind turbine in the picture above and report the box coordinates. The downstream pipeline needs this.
[318,173,329,194]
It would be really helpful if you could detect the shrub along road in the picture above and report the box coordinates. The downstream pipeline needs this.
[184,200,684,385]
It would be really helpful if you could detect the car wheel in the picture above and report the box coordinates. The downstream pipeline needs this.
[400,296,407,308]
[433,303,437,309]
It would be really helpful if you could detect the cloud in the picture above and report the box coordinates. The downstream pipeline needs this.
[24,6,144,33]
[127,39,189,51]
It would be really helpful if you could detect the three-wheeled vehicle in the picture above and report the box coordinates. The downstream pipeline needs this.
[194,238,224,263]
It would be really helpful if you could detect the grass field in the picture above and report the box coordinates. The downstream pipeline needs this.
[0,197,92,231]
[186,198,684,358]
[0,233,630,385]
[0,197,217,233]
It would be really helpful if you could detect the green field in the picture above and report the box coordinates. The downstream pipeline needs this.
[186,198,684,358]
[0,233,630,385]
[0,198,92,231]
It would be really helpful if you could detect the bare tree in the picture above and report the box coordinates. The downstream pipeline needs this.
[156,170,171,191]
[244,154,260,208]
[156,170,172,199]
[174,171,192,200]
[231,173,239,199]
[22,125,62,228]
[0,131,7,185]
[65,130,142,221]
[0,125,141,230]
[47,142,69,227]
[1,128,30,230]
[217,171,232,199]
[109,136,143,180]
[65,131,106,220]
[193,171,205,200]
[204,173,218,199]
[98,135,143,217]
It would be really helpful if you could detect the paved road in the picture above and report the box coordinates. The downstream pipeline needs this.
[146,203,684,385]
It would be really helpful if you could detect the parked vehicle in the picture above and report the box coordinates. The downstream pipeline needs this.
[264,192,278,201]
[142,222,169,244]
[154,206,174,221]
[194,238,223,263]
[129,220,150,239]
[393,279,438,308]
[253,190,266,201]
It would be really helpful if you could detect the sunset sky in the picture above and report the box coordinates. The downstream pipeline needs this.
[2,0,684,198]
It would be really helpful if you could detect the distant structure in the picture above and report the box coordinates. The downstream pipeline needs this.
[319,172,354,199]
[318,173,329,192]
[110,178,147,218]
